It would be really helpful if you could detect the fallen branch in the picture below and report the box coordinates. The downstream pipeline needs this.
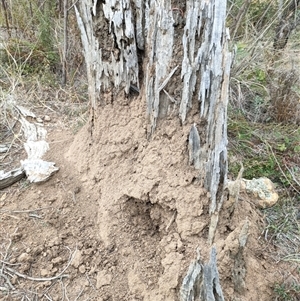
[163,89,178,104]
[6,266,69,282]
[0,272,15,290]
[0,207,51,214]
[5,247,77,282]
[158,66,179,92]
[166,211,177,232]
[0,168,25,190]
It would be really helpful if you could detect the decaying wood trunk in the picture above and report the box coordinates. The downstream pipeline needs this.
[0,168,25,190]
[75,0,230,299]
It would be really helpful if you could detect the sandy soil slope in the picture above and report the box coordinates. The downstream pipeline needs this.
[0,96,282,300]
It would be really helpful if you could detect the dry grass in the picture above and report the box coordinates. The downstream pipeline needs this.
[228,0,300,125]
[227,3,300,297]
[268,69,300,124]
[230,42,300,124]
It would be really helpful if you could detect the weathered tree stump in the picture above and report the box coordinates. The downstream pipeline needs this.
[75,0,230,298]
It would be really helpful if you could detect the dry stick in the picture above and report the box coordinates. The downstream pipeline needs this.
[72,191,76,204]
[60,279,66,301]
[85,273,96,291]
[284,163,300,188]
[5,266,69,282]
[2,214,20,220]
[0,260,21,266]
[163,89,177,104]
[68,0,79,11]
[230,0,251,41]
[0,272,15,290]
[0,207,51,214]
[44,294,53,301]
[64,282,70,301]
[5,247,77,282]
[1,238,12,274]
[265,140,300,195]
[28,214,43,219]
[158,66,179,92]
[39,102,57,113]
[1,0,10,36]
[0,128,21,163]
[166,211,177,232]
[74,288,84,301]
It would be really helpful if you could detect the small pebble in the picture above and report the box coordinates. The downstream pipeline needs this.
[52,256,63,264]
[18,253,31,263]
[79,265,86,274]
[52,267,58,273]
[74,186,81,194]
[43,281,52,287]
[40,269,49,277]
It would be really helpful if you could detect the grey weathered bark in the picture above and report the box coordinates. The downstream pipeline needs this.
[188,124,201,170]
[76,0,230,215]
[0,168,25,190]
[75,0,230,298]
[180,247,225,301]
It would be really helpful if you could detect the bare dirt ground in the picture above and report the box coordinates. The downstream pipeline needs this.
[0,95,289,300]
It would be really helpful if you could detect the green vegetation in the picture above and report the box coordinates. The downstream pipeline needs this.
[0,0,83,83]
[0,1,59,75]
[228,117,300,189]
[0,0,88,157]
[227,1,300,299]
[274,282,300,301]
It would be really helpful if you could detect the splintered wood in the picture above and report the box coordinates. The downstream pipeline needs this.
[75,0,230,220]
[180,247,224,301]
[75,0,139,108]
[75,1,230,298]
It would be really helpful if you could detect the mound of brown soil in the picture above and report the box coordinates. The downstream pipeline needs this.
[0,96,280,300]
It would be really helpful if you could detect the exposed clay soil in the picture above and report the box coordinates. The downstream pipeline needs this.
[0,95,287,300]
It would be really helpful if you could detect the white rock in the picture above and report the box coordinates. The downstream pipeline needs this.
[79,265,86,274]
[71,250,82,268]
[44,115,51,122]
[241,177,279,208]
[18,253,31,263]
[40,268,49,277]
[96,270,112,288]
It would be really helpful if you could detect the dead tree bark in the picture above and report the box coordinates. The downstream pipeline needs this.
[75,0,230,298]
[180,247,224,301]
